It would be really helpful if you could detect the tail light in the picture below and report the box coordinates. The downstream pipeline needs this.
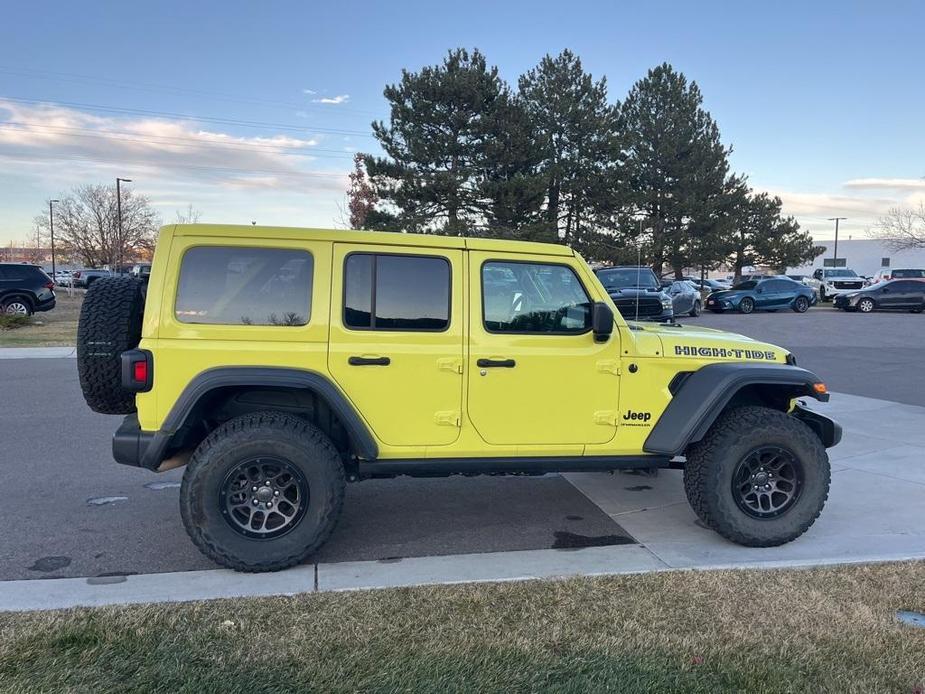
[121,349,153,392]
[43,281,54,289]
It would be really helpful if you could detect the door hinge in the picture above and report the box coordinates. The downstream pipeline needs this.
[437,358,464,374]
[593,410,618,426]
[434,411,461,427]
[596,359,621,375]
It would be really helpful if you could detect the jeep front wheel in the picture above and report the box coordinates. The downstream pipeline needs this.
[180,411,345,572]
[683,406,830,546]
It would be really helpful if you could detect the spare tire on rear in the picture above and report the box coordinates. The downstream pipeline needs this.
[77,277,145,414]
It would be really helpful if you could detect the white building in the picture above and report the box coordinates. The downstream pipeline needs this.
[788,238,925,277]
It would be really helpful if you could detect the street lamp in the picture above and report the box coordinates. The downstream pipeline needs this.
[827,217,847,265]
[116,178,132,271]
[48,199,60,278]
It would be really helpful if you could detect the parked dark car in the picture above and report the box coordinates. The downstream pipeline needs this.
[705,277,816,314]
[833,279,925,313]
[661,280,702,316]
[594,266,674,321]
[0,263,56,316]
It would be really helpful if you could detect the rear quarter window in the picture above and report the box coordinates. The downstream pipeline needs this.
[175,247,313,326]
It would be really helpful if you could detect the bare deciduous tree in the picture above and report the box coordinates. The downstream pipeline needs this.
[175,204,203,224]
[33,184,161,267]
[869,203,925,251]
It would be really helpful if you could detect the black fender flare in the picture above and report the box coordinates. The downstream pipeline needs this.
[134,367,378,469]
[643,363,837,456]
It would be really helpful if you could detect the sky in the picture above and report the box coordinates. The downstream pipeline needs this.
[1,0,923,246]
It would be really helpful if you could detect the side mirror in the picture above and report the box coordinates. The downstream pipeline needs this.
[592,302,614,342]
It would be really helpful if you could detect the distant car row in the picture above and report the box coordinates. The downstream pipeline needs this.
[51,263,151,288]
[592,265,925,319]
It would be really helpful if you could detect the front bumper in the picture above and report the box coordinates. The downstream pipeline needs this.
[792,403,843,448]
[705,296,734,311]
[822,285,864,297]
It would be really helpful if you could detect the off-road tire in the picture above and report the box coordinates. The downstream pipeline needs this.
[76,277,145,414]
[793,296,810,313]
[683,406,830,546]
[738,297,755,314]
[180,411,346,572]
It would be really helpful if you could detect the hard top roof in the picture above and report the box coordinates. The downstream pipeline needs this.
[167,224,574,257]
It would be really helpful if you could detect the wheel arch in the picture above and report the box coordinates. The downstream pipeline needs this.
[1,292,35,310]
[141,367,378,469]
[644,363,836,456]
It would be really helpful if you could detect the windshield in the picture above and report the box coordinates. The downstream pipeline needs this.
[731,280,757,290]
[596,268,659,290]
[893,269,925,278]
[825,269,858,278]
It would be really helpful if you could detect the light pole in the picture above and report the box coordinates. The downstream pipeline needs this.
[827,217,847,265]
[116,178,132,271]
[48,199,59,278]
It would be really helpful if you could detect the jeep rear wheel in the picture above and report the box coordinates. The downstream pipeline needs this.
[76,277,145,414]
[180,411,345,572]
[683,406,830,546]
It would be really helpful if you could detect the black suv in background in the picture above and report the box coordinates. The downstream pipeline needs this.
[593,266,674,321]
[0,263,56,316]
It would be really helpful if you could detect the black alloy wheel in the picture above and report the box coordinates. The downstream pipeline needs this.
[220,457,309,539]
[731,446,803,519]
[793,296,809,313]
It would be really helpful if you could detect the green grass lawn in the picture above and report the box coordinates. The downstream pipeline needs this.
[0,290,82,347]
[1,562,923,693]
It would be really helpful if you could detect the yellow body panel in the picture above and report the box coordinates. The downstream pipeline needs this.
[138,225,790,459]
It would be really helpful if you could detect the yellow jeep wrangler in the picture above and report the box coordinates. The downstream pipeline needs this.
[77,225,841,572]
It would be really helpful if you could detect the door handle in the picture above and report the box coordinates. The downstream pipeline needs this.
[477,358,516,368]
[348,356,391,366]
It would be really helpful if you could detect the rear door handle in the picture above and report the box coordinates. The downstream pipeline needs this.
[477,358,516,368]
[348,356,391,366]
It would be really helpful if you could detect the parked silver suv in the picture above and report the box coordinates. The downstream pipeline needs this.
[808,268,865,302]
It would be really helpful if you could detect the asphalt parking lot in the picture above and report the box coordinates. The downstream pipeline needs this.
[682,304,925,407]
[1,303,921,580]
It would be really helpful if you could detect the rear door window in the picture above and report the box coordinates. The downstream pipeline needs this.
[343,253,451,331]
[175,247,313,326]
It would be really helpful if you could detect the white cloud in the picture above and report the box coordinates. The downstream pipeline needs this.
[0,99,345,192]
[843,178,925,191]
[312,94,350,105]
[302,88,317,95]
[0,99,353,243]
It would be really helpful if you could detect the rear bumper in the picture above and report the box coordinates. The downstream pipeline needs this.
[113,414,163,470]
[35,296,56,312]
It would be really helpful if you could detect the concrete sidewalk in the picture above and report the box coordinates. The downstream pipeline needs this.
[565,392,925,569]
[0,346,75,359]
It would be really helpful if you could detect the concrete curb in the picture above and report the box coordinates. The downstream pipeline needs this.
[0,346,76,359]
[3,544,924,613]
[2,545,663,612]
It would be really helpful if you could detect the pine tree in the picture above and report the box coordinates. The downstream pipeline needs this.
[518,50,622,248]
[365,48,521,236]
[728,191,821,280]
[619,63,733,276]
